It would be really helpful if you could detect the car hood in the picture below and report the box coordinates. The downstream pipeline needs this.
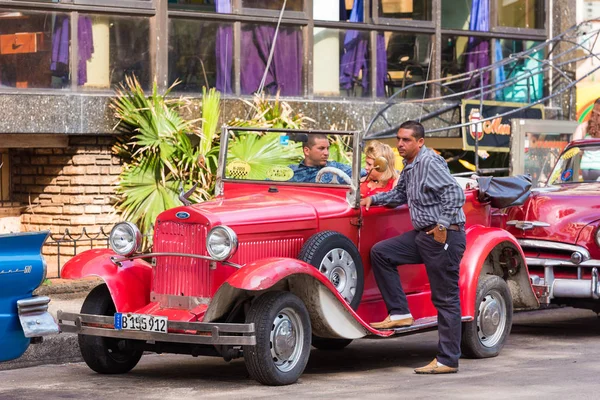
[506,183,600,244]
[158,188,353,234]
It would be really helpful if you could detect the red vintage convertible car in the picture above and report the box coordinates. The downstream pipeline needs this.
[496,138,600,310]
[58,127,538,385]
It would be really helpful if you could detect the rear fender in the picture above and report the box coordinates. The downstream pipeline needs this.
[0,231,49,362]
[204,257,392,339]
[460,226,538,317]
[61,249,152,312]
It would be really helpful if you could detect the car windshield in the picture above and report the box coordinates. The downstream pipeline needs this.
[223,129,355,185]
[548,144,600,185]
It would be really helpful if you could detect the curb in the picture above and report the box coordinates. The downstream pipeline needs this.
[0,333,81,371]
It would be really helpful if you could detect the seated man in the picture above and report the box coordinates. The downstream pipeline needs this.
[289,134,353,183]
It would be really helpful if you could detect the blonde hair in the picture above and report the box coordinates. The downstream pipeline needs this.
[364,141,399,182]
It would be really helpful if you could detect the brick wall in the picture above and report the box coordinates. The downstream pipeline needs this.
[11,136,123,277]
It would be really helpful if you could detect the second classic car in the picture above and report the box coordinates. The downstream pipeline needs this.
[57,127,538,385]
[496,138,600,310]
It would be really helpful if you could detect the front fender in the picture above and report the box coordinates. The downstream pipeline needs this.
[460,226,538,318]
[61,249,152,313]
[204,257,393,339]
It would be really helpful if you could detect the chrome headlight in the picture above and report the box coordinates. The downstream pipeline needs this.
[109,222,142,257]
[596,227,600,247]
[206,226,238,261]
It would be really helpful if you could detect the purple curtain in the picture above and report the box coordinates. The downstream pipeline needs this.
[339,0,387,97]
[216,0,232,93]
[465,0,490,94]
[51,16,94,85]
[78,16,94,86]
[51,16,70,72]
[240,25,303,96]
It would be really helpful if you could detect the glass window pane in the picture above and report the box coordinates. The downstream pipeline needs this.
[383,32,431,98]
[498,0,544,29]
[0,10,70,89]
[495,39,543,103]
[241,23,303,96]
[169,18,233,93]
[167,0,231,13]
[441,0,473,29]
[377,0,432,21]
[78,14,150,90]
[314,28,371,97]
[241,0,303,12]
[441,35,491,94]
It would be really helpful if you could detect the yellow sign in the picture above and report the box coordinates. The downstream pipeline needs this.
[266,165,294,181]
[226,160,251,180]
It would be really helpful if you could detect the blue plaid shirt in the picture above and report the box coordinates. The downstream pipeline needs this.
[289,161,353,183]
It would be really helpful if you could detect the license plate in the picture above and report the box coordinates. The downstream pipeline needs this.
[114,313,168,334]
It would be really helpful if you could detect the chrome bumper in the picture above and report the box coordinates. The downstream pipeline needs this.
[525,257,600,268]
[17,296,60,338]
[57,311,256,346]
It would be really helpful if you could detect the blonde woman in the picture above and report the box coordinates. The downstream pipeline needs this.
[360,141,400,197]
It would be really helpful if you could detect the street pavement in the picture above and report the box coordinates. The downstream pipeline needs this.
[1,305,600,399]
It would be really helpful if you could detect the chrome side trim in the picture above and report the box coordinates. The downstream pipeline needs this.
[518,239,592,260]
[17,296,59,338]
[111,252,243,269]
[57,311,256,346]
[507,220,551,230]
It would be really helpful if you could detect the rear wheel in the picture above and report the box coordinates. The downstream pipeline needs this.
[461,275,513,358]
[78,284,143,374]
[244,291,311,386]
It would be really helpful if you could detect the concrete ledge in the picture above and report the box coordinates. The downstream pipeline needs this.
[0,333,81,371]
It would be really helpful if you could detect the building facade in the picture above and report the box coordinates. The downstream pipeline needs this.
[0,0,576,276]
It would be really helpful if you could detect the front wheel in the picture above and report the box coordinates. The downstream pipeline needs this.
[461,275,513,358]
[78,284,143,374]
[243,291,311,386]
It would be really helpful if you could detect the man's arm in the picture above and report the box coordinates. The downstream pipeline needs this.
[426,158,465,227]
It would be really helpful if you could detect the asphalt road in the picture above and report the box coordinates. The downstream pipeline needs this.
[1,307,600,400]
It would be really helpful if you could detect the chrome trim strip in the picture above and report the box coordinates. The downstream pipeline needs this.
[518,239,592,259]
[507,220,551,230]
[111,252,243,269]
[525,257,600,268]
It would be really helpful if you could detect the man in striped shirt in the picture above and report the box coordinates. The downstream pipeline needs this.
[360,120,467,374]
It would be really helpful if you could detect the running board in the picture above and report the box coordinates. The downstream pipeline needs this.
[367,316,473,338]
[390,316,473,335]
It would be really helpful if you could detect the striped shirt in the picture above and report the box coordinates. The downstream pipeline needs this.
[371,145,466,230]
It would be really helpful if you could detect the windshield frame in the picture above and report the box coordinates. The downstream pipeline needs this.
[215,126,362,208]
[547,142,600,186]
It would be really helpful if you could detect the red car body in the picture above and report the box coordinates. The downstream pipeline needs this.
[496,139,600,309]
[58,128,538,385]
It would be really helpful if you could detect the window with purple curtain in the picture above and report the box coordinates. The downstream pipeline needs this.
[465,0,490,97]
[240,23,303,96]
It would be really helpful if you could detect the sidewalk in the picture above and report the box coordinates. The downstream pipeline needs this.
[0,278,101,371]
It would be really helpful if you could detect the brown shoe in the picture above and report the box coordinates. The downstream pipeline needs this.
[414,358,458,374]
[370,315,414,329]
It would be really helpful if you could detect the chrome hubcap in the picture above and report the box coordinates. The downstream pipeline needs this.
[270,308,304,373]
[318,248,357,304]
[477,289,507,347]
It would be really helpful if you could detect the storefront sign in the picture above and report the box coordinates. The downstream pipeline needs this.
[461,100,544,152]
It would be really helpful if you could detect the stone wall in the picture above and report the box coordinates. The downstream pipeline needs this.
[11,135,122,277]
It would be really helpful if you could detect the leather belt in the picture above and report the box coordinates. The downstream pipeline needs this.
[421,224,462,232]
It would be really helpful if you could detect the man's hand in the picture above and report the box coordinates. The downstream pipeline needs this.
[426,226,447,244]
[360,196,373,210]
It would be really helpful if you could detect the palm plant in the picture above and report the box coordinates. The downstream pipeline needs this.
[111,76,221,234]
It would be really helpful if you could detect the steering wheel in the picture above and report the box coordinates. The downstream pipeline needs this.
[316,167,352,185]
